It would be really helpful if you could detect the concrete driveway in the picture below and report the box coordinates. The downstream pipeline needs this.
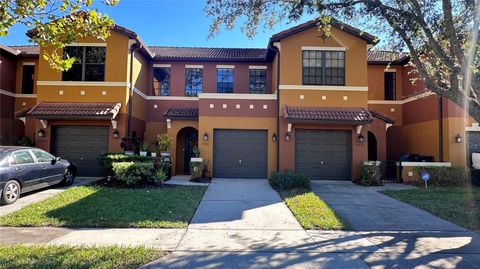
[144,179,370,269]
[311,180,465,231]
[0,177,101,217]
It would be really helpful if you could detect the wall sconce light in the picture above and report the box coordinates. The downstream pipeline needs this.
[37,129,45,137]
[272,133,278,142]
[203,132,209,141]
[455,133,462,143]
[113,129,119,139]
[357,134,365,143]
[285,132,291,141]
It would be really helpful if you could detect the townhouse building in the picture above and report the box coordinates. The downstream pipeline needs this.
[0,18,472,179]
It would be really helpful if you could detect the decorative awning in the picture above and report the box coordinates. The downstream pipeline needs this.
[163,106,198,120]
[26,102,121,120]
[283,106,373,125]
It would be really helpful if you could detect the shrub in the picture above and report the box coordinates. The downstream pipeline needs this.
[156,133,172,152]
[413,166,468,186]
[154,170,168,185]
[111,162,154,186]
[269,170,310,191]
[358,161,381,186]
[99,153,155,176]
[16,136,33,146]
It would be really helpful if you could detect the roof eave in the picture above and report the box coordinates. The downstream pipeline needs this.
[284,118,373,125]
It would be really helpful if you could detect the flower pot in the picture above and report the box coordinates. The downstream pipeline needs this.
[151,152,157,157]
[125,150,135,156]
[140,151,147,157]
[191,157,203,162]
[160,152,170,157]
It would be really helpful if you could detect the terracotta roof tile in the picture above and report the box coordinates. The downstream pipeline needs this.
[151,46,267,61]
[9,45,39,56]
[367,50,409,64]
[284,106,373,124]
[27,102,121,120]
[15,106,35,118]
[163,106,198,119]
[270,18,378,45]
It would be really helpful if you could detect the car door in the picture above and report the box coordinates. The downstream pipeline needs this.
[9,150,40,192]
[31,149,64,184]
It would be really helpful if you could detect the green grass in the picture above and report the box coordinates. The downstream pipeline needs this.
[382,187,480,231]
[0,185,206,228]
[0,245,163,269]
[279,188,350,230]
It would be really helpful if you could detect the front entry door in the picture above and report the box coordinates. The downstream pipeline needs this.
[184,130,198,174]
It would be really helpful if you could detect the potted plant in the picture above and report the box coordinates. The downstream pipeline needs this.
[140,142,148,156]
[120,135,141,155]
[156,133,172,157]
[150,142,157,157]
[190,146,203,162]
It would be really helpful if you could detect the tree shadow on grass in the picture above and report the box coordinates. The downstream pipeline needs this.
[44,186,205,228]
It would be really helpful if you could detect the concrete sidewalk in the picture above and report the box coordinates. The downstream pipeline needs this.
[0,177,101,217]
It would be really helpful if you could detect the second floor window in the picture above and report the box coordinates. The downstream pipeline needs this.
[153,67,170,96]
[249,69,267,94]
[62,46,106,81]
[302,50,345,86]
[22,65,35,94]
[217,68,234,93]
[384,72,396,100]
[185,68,203,96]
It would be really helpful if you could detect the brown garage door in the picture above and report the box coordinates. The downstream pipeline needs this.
[295,130,351,180]
[53,126,109,176]
[213,129,268,178]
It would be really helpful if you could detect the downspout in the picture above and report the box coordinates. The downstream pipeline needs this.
[438,95,444,162]
[127,41,141,136]
[270,43,281,172]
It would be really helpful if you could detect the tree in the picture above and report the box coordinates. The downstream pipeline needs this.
[205,0,480,122]
[0,0,119,70]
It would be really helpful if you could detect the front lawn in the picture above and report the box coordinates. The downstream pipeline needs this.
[0,245,163,269]
[279,188,350,230]
[0,185,206,228]
[382,187,480,231]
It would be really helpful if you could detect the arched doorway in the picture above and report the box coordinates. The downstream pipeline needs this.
[176,127,198,175]
[368,131,378,161]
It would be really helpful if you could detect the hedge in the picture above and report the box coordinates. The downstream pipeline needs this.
[99,153,155,176]
[111,162,154,186]
[269,170,310,190]
[413,166,469,186]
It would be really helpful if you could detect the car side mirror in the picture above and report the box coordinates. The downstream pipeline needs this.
[51,157,61,165]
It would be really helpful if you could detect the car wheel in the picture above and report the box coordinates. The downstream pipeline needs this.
[62,169,75,186]
[1,180,21,205]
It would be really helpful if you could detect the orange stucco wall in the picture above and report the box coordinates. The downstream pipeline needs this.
[367,65,403,101]
[278,27,368,86]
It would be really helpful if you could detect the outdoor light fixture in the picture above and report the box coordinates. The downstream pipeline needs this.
[203,132,209,141]
[272,133,278,142]
[357,134,365,143]
[37,129,45,137]
[285,132,291,141]
[113,129,119,139]
[455,133,462,143]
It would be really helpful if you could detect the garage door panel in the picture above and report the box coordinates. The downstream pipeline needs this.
[53,126,109,177]
[295,130,351,180]
[214,129,268,178]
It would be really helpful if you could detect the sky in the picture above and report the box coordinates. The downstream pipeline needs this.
[1,0,318,48]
